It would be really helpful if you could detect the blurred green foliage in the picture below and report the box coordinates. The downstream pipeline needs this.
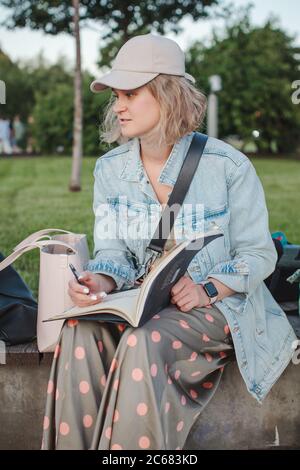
[0,52,111,155]
[186,9,300,153]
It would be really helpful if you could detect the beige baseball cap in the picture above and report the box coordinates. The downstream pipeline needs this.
[90,33,195,93]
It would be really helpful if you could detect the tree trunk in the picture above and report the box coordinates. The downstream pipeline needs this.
[69,0,83,192]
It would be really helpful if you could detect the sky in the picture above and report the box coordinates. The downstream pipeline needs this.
[0,0,299,77]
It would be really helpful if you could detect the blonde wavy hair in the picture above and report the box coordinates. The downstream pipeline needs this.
[100,74,207,148]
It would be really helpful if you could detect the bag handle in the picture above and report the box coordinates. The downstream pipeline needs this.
[13,228,73,251]
[0,240,77,272]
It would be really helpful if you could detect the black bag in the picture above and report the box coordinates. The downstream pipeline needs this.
[275,243,300,302]
[264,238,284,295]
[0,252,37,345]
[264,240,300,312]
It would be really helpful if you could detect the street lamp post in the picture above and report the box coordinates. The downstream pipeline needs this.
[207,75,222,138]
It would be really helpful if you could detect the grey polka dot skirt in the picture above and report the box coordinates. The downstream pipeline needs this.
[42,304,234,450]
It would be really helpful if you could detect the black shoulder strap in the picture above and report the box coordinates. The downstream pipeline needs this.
[147,132,208,254]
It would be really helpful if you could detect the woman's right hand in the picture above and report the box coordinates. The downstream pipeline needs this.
[68,271,110,308]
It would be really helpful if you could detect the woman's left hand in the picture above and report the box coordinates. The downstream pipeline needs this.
[170,275,212,312]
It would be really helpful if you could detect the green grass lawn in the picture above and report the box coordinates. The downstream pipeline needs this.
[0,156,299,298]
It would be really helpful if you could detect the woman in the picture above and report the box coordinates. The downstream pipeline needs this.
[42,34,297,450]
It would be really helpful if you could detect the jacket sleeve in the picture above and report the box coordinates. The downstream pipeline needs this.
[206,158,277,296]
[84,160,137,291]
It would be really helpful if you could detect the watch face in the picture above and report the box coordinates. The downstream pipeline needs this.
[204,282,218,298]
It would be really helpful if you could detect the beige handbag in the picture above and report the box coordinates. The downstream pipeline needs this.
[0,229,90,352]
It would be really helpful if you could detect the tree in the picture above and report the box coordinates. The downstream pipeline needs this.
[70,0,83,191]
[32,73,109,156]
[1,0,219,189]
[185,6,300,153]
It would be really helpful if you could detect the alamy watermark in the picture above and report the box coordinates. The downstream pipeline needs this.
[291,80,300,104]
[94,199,215,249]
[0,79,6,104]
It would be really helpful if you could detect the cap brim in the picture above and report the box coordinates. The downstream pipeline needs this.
[90,70,159,93]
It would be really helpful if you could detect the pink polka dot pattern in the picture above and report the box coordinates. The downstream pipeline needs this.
[224,324,230,335]
[191,371,201,377]
[47,380,54,394]
[54,344,61,359]
[203,382,213,389]
[132,368,144,381]
[153,314,160,319]
[113,379,119,391]
[79,380,90,394]
[205,352,213,362]
[111,444,123,450]
[43,416,49,430]
[74,346,85,360]
[150,364,158,377]
[179,319,190,329]
[59,422,70,436]
[83,415,93,428]
[205,313,214,323]
[139,436,150,449]
[137,403,148,416]
[188,352,198,362]
[100,374,106,387]
[110,358,118,373]
[176,421,184,432]
[39,304,231,450]
[172,340,182,350]
[127,334,137,347]
[67,319,78,327]
[151,331,161,343]
[113,410,120,423]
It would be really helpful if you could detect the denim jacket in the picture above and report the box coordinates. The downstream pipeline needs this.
[86,131,297,402]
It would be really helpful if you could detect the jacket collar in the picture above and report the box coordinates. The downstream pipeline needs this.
[119,132,195,187]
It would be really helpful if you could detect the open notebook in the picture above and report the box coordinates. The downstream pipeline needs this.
[46,230,223,327]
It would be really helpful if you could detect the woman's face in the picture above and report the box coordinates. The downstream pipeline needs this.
[112,86,160,139]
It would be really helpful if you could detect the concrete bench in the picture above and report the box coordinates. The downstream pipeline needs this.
[0,313,299,450]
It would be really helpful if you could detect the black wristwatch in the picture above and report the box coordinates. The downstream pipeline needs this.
[201,280,219,304]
